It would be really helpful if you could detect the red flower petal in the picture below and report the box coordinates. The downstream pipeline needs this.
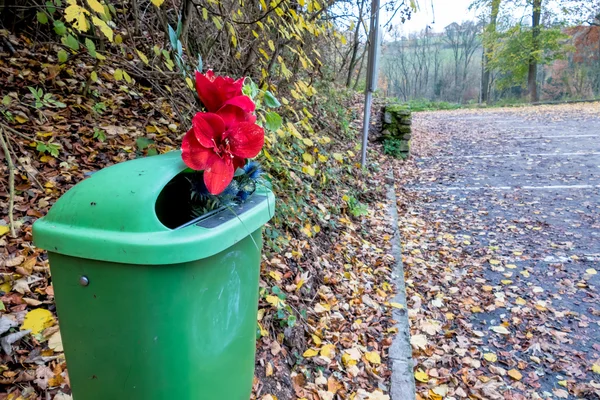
[203,156,235,195]
[214,76,244,101]
[233,156,245,171]
[192,112,225,148]
[222,95,256,113]
[226,122,265,159]
[195,71,223,112]
[195,71,246,113]
[181,128,215,171]
[217,103,257,129]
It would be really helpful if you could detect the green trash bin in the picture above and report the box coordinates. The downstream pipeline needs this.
[33,151,275,400]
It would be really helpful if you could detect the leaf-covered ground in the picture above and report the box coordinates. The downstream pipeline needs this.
[0,34,404,400]
[396,104,600,400]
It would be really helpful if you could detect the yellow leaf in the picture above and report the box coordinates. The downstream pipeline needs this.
[115,34,123,44]
[320,344,335,358]
[151,0,164,6]
[65,3,90,32]
[86,0,105,14]
[302,153,314,163]
[114,69,123,81]
[303,348,319,358]
[389,302,404,309]
[90,71,98,82]
[364,351,381,364]
[212,16,222,29]
[302,165,315,176]
[312,334,322,346]
[558,380,567,387]
[268,40,275,51]
[515,297,527,305]
[258,322,268,337]
[92,16,113,41]
[269,271,282,281]
[186,77,194,90]
[21,308,55,335]
[508,369,522,381]
[506,264,517,269]
[586,268,597,275]
[414,369,429,383]
[0,281,10,293]
[489,259,501,265]
[123,71,132,84]
[266,295,282,308]
[0,226,9,236]
[592,364,600,374]
[15,114,28,124]
[302,138,314,146]
[136,50,149,64]
[483,353,497,362]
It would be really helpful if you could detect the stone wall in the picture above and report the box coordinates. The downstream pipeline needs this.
[380,104,412,159]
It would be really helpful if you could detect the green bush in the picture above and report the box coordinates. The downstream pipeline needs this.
[382,138,404,158]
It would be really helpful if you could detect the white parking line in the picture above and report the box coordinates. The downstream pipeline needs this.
[409,184,600,192]
[513,135,600,140]
[429,152,600,159]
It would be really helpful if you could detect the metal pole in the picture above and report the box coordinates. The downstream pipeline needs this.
[361,91,372,167]
[360,0,381,168]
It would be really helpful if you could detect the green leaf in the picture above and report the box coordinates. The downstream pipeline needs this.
[93,127,106,142]
[53,20,67,35]
[36,142,47,153]
[85,38,97,58]
[45,1,56,14]
[57,50,68,63]
[36,11,49,24]
[264,91,281,108]
[265,111,283,131]
[136,137,154,151]
[2,95,11,106]
[64,34,79,50]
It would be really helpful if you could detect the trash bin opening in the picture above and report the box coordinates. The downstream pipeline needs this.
[155,172,269,230]
[155,172,196,229]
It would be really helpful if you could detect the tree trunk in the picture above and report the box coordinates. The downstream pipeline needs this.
[346,0,366,87]
[481,0,501,103]
[528,0,542,102]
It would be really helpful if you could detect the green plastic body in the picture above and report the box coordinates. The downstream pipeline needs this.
[48,231,261,400]
[33,151,275,399]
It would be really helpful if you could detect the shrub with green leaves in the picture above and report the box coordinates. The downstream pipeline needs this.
[382,138,405,158]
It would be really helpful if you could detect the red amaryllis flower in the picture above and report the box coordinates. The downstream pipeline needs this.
[182,112,264,195]
[195,70,254,113]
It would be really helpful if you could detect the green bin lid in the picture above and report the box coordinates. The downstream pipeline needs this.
[33,151,275,265]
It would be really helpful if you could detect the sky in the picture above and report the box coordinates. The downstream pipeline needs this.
[385,0,480,34]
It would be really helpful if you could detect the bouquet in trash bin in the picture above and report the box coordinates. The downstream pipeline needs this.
[181,70,266,216]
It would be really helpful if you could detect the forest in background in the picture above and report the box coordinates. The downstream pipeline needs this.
[379,0,600,105]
